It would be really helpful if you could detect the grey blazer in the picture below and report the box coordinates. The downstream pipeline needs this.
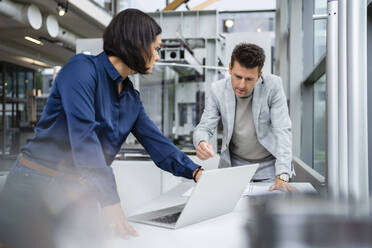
[193,74,294,177]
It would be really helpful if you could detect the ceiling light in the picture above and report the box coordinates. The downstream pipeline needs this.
[25,36,44,45]
[223,19,234,33]
[224,19,234,28]
[17,56,50,67]
[58,8,65,16]
[57,1,68,16]
[257,28,262,33]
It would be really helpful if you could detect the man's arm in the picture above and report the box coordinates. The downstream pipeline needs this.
[269,77,293,177]
[193,89,221,154]
[267,77,297,193]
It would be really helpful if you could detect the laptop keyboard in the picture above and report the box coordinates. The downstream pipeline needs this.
[150,212,182,224]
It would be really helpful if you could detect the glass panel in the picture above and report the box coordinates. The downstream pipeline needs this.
[0,64,3,157]
[5,69,15,98]
[117,0,132,12]
[19,103,27,127]
[35,71,43,95]
[90,0,113,14]
[0,70,2,97]
[134,63,220,147]
[0,64,35,160]
[26,71,33,90]
[315,0,327,14]
[314,0,327,64]
[18,71,25,98]
[314,19,327,63]
[313,74,326,175]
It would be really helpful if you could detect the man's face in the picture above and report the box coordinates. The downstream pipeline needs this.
[145,34,161,74]
[229,61,262,97]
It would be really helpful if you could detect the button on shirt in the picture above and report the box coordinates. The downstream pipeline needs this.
[22,52,199,207]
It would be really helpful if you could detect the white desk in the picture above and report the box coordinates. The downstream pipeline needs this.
[105,182,316,248]
[112,155,221,215]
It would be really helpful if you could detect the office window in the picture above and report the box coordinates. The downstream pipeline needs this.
[0,63,35,159]
[0,71,2,97]
[90,0,114,14]
[18,71,25,98]
[5,69,14,98]
[314,0,327,63]
[314,0,327,15]
[26,71,33,90]
[313,74,326,175]
[117,0,132,12]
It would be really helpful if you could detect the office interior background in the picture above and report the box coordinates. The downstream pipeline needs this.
[0,0,372,245]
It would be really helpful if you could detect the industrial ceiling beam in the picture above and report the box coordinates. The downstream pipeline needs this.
[163,0,189,11]
[191,0,219,10]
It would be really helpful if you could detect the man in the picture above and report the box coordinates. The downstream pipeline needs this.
[193,43,295,192]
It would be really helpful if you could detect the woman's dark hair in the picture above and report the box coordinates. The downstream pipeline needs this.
[103,9,162,74]
[231,43,265,72]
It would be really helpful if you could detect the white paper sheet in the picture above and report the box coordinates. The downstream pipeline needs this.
[242,183,283,196]
[182,182,316,198]
[181,184,282,198]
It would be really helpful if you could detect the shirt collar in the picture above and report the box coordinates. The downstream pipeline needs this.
[122,77,134,91]
[99,52,123,83]
[239,89,254,99]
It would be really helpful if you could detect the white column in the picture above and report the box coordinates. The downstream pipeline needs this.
[347,0,369,203]
[289,0,303,158]
[326,0,339,199]
[338,0,348,200]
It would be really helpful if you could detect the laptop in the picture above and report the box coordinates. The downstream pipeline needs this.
[128,164,258,229]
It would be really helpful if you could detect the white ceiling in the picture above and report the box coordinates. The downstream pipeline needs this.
[135,0,276,12]
[0,0,108,69]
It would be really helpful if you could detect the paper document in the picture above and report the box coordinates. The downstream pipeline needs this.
[182,184,282,198]
[182,182,316,198]
[242,183,283,197]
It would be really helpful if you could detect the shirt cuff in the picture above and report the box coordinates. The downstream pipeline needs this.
[97,189,121,207]
[156,151,200,179]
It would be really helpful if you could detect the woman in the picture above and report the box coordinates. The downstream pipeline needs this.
[0,9,203,247]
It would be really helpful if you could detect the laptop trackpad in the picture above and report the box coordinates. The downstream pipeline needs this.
[150,211,182,224]
[129,204,185,223]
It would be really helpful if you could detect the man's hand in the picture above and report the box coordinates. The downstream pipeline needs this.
[102,203,138,239]
[196,141,214,160]
[269,177,298,192]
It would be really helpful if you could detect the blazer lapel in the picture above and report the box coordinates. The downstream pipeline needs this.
[252,76,264,130]
[224,77,236,143]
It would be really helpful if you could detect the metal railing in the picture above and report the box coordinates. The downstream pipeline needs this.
[292,156,326,194]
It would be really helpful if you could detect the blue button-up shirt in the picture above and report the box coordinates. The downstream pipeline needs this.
[22,52,199,206]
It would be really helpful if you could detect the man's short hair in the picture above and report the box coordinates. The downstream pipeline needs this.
[103,9,162,74]
[231,43,265,72]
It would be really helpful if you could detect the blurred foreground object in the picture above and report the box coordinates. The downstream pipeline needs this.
[249,196,372,248]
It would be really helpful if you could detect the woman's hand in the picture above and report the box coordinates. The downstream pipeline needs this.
[102,203,138,239]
